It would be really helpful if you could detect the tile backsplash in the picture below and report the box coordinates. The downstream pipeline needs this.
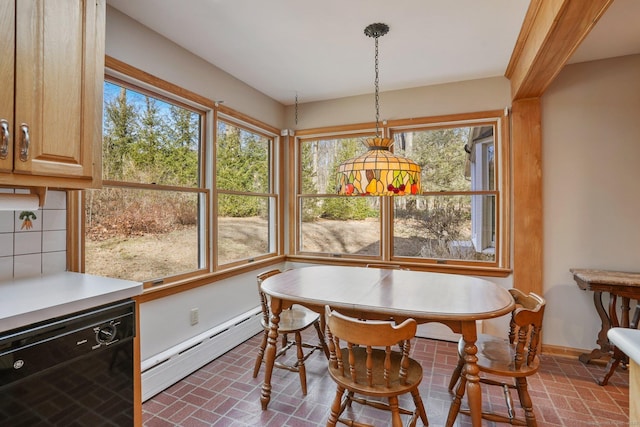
[0,188,67,280]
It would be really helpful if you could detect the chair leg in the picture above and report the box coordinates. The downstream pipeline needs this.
[515,377,537,427]
[327,385,345,427]
[346,390,354,408]
[598,347,623,386]
[313,320,330,359]
[388,395,404,427]
[294,331,307,395]
[253,330,268,378]
[410,388,429,426]
[448,356,464,391]
[445,373,467,427]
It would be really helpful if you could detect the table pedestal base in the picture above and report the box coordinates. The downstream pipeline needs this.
[575,284,639,386]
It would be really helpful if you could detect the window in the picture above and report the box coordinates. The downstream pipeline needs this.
[76,59,282,290]
[215,117,278,267]
[297,133,381,257]
[84,78,208,285]
[293,111,509,273]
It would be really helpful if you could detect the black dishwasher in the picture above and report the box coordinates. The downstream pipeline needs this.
[0,299,135,426]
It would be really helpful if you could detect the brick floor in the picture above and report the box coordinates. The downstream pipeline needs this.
[143,332,630,426]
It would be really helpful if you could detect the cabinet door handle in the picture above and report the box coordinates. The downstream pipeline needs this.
[19,124,30,162]
[0,120,8,160]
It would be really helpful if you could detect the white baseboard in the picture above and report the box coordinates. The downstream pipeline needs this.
[141,307,262,402]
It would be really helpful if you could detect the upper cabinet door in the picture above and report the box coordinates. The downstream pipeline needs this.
[0,0,15,174]
[7,0,104,188]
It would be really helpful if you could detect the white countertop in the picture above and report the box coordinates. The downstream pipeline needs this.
[608,328,640,365]
[0,272,143,332]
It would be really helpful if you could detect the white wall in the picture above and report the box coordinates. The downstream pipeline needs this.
[542,54,640,351]
[138,267,284,360]
[106,6,285,129]
[285,76,511,130]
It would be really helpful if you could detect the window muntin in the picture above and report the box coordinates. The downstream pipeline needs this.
[86,78,207,285]
[215,118,277,266]
[297,135,381,257]
[295,114,506,271]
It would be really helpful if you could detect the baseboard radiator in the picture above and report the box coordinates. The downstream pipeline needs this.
[141,307,262,402]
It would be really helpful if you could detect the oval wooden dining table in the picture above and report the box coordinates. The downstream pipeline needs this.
[260,265,515,427]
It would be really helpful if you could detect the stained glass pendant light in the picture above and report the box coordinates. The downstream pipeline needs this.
[337,23,421,196]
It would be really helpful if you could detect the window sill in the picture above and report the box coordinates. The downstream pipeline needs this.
[286,255,512,278]
[136,255,286,303]
[134,253,511,303]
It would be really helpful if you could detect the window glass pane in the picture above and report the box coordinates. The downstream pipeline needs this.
[394,195,495,262]
[103,81,200,187]
[394,126,494,192]
[216,121,270,193]
[300,137,369,194]
[85,187,202,281]
[217,194,272,265]
[300,197,380,255]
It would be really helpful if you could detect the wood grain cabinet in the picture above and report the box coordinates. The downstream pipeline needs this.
[0,0,105,189]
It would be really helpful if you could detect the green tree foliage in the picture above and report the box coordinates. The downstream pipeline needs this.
[102,84,199,187]
[164,106,200,187]
[103,86,138,180]
[216,122,269,217]
[130,96,164,182]
[321,138,376,220]
[411,128,469,192]
[300,141,322,221]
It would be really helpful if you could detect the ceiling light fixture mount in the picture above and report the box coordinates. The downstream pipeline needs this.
[336,23,421,196]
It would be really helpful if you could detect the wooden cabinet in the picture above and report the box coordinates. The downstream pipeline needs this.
[0,0,104,189]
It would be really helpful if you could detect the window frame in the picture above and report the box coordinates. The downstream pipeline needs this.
[295,130,383,259]
[89,70,209,289]
[70,57,284,295]
[290,110,511,276]
[213,112,281,269]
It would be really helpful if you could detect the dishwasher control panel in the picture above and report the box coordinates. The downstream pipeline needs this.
[0,300,135,382]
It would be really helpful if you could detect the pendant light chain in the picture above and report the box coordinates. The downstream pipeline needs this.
[364,23,388,138]
[336,23,420,197]
[374,36,380,137]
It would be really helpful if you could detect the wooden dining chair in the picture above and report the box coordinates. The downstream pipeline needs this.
[252,269,329,395]
[324,305,429,427]
[447,289,546,427]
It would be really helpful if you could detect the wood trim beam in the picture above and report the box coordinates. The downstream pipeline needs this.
[511,98,542,296]
[506,0,613,100]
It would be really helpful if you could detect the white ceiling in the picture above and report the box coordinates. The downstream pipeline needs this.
[106,0,640,106]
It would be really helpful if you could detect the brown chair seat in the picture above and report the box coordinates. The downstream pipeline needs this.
[252,269,328,396]
[447,289,546,427]
[329,346,424,398]
[462,333,540,378]
[275,306,321,332]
